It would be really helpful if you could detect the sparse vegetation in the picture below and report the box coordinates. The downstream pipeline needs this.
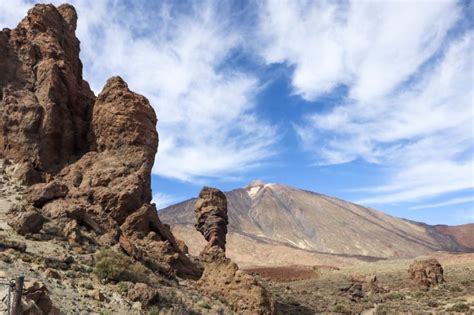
[84,282,94,290]
[65,271,76,278]
[93,248,150,283]
[332,304,350,313]
[385,292,404,301]
[148,306,161,315]
[117,281,131,294]
[195,299,211,309]
[446,302,470,312]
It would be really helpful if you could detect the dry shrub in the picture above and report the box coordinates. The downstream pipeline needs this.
[93,248,150,283]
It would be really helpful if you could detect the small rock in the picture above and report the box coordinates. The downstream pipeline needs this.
[93,289,105,301]
[45,269,61,279]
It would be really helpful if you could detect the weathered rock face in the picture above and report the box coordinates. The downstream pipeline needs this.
[198,247,274,315]
[195,187,228,250]
[408,258,444,289]
[3,4,199,280]
[194,187,274,314]
[0,4,95,182]
[22,280,57,315]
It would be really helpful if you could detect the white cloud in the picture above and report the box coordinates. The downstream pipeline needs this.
[310,33,473,204]
[0,0,31,27]
[409,196,474,210]
[1,0,277,182]
[260,0,473,205]
[258,0,460,102]
[152,192,181,210]
[73,0,278,181]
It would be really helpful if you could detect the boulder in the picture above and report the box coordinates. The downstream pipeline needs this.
[7,209,45,235]
[23,280,54,315]
[119,204,200,279]
[127,283,160,308]
[27,182,68,207]
[408,258,444,288]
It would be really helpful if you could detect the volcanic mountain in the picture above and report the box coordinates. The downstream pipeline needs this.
[160,180,473,267]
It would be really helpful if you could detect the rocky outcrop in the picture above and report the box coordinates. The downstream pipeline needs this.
[408,258,444,289]
[2,4,199,280]
[0,4,95,183]
[194,187,274,314]
[195,187,228,250]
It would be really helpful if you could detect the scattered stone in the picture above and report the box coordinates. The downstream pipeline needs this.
[408,258,444,289]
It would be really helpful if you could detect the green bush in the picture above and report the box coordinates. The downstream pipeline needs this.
[93,248,150,283]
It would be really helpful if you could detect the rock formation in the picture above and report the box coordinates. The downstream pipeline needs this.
[195,186,228,250]
[0,4,95,184]
[408,258,444,289]
[1,4,199,279]
[194,186,274,314]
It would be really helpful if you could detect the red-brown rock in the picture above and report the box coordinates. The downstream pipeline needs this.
[7,209,45,235]
[408,258,444,289]
[0,4,95,179]
[195,187,228,251]
[194,187,274,314]
[2,3,197,283]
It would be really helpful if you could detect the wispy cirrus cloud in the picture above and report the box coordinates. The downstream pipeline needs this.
[258,0,473,205]
[73,0,278,182]
[409,196,474,211]
[152,192,182,210]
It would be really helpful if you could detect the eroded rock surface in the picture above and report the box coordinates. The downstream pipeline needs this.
[408,258,444,289]
[195,186,228,251]
[0,4,95,182]
[194,187,274,314]
[1,3,198,280]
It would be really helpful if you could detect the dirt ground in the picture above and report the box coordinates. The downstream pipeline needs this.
[247,252,474,314]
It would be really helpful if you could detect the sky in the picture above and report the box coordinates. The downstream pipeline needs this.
[1,0,473,225]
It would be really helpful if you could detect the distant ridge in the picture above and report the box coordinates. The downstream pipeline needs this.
[160,182,473,266]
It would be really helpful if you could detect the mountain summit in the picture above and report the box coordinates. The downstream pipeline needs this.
[160,182,473,267]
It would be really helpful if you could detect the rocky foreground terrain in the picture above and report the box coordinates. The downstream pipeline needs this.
[1,3,473,315]
[0,4,272,314]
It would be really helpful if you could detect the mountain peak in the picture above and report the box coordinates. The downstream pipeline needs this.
[246,179,267,188]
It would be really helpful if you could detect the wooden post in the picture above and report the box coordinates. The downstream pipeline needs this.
[11,276,24,315]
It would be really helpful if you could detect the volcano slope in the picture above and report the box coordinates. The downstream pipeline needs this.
[161,180,473,268]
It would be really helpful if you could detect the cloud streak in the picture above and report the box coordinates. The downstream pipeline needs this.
[259,0,473,205]
[409,196,474,210]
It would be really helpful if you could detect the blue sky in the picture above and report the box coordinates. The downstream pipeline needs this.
[1,0,473,225]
